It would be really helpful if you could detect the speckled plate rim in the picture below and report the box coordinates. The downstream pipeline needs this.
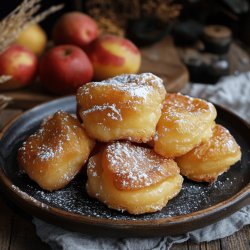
[0,96,249,237]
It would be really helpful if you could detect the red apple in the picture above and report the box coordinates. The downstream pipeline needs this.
[87,35,141,81]
[52,12,99,49]
[39,45,93,95]
[0,45,38,90]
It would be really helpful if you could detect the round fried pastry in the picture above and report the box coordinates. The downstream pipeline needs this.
[77,73,166,142]
[154,93,217,158]
[86,141,183,214]
[176,124,241,183]
[18,111,95,191]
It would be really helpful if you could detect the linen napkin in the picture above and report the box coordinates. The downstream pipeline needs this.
[34,72,250,250]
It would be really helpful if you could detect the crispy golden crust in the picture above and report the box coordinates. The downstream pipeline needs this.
[102,141,180,191]
[77,73,166,143]
[176,124,241,183]
[86,141,183,214]
[154,93,217,158]
[18,111,95,191]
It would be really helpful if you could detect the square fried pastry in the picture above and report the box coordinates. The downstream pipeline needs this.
[77,73,166,143]
[18,111,95,191]
[86,141,183,214]
[176,124,241,183]
[154,93,217,158]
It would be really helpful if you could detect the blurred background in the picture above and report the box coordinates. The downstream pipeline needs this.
[1,0,249,44]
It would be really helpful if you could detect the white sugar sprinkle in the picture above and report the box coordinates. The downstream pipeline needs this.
[105,141,176,190]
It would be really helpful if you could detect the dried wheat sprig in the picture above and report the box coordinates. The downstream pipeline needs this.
[0,95,12,110]
[30,4,64,25]
[0,75,12,84]
[0,0,63,54]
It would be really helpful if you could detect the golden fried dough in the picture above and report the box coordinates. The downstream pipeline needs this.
[154,93,217,158]
[86,141,183,214]
[176,124,241,183]
[18,111,95,191]
[77,73,166,143]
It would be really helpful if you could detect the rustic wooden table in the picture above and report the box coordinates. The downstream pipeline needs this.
[0,108,249,250]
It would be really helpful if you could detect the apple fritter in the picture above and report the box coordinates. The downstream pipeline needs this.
[176,124,241,183]
[154,93,217,158]
[18,111,95,191]
[77,73,166,143]
[86,141,183,215]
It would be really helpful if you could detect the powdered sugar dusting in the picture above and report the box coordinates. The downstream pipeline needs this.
[83,103,122,121]
[82,73,164,101]
[105,141,178,190]
[36,143,63,161]
[18,111,77,164]
[11,184,49,210]
[163,93,216,123]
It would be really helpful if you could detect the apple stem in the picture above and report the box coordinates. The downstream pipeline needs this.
[64,49,71,56]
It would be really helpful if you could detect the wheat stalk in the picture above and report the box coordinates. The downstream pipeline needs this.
[0,75,12,84]
[0,0,63,108]
[0,94,12,111]
[0,0,63,54]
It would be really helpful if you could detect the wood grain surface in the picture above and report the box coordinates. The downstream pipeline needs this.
[0,108,249,249]
[139,37,189,92]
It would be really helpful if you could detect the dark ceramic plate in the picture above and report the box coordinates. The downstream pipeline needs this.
[0,96,249,237]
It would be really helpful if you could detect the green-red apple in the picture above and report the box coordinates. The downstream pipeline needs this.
[0,45,38,90]
[87,35,141,80]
